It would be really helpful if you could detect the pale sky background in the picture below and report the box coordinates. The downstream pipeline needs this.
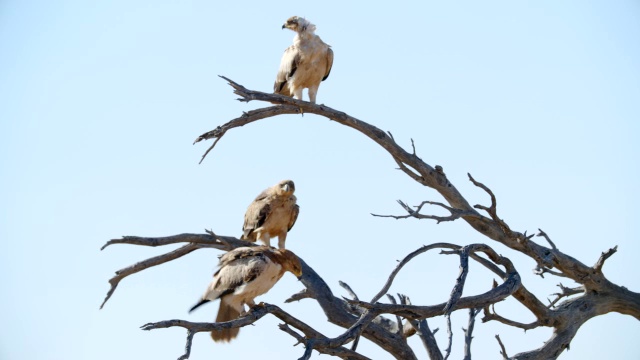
[1,1,639,359]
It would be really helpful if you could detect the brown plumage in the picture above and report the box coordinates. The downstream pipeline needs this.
[189,246,303,342]
[274,16,334,103]
[241,180,299,249]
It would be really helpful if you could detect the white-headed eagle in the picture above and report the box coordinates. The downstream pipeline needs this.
[274,16,334,103]
[189,246,303,342]
[241,180,299,250]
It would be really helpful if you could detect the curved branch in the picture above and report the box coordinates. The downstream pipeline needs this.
[199,78,593,287]
[105,78,640,359]
[348,244,521,320]
[101,243,204,309]
[482,305,541,331]
[103,231,418,359]
[371,242,459,303]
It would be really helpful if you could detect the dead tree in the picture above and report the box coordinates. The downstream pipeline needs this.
[100,77,640,360]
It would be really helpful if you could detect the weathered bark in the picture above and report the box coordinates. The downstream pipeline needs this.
[102,78,639,360]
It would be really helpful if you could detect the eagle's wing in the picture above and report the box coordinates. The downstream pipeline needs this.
[242,194,272,239]
[190,247,269,312]
[218,246,264,267]
[211,248,269,297]
[218,249,269,286]
[288,203,300,232]
[274,46,301,95]
[322,47,334,81]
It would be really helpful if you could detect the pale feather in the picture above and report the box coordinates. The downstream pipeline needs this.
[241,180,298,249]
[274,17,333,103]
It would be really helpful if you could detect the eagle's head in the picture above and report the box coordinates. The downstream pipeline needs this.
[276,179,295,196]
[277,249,303,278]
[282,16,315,34]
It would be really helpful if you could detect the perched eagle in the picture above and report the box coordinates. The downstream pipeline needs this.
[241,180,299,249]
[274,16,334,103]
[189,246,303,342]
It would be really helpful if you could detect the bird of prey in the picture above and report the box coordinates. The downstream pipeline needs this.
[241,180,299,249]
[189,246,303,342]
[274,16,334,104]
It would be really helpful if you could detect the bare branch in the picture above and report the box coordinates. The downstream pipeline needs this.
[101,233,250,250]
[193,105,302,163]
[399,294,442,360]
[372,200,478,223]
[386,294,404,337]
[393,158,428,185]
[371,243,460,304]
[482,304,541,330]
[277,323,305,347]
[179,331,195,360]
[532,265,569,279]
[467,173,513,238]
[593,245,618,273]
[104,79,640,359]
[537,229,557,250]
[100,233,258,309]
[101,243,203,309]
[346,243,522,324]
[495,334,508,360]
[340,281,360,301]
[442,315,453,360]
[442,246,471,315]
[285,288,313,303]
[462,308,481,360]
[144,303,372,360]
[547,283,585,308]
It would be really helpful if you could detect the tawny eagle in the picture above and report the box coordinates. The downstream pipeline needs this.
[274,16,334,103]
[189,246,303,342]
[241,180,299,249]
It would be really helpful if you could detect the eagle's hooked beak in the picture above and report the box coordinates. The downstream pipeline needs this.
[282,24,286,29]
[283,184,291,192]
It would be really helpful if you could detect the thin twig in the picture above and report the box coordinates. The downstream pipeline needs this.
[372,200,478,224]
[101,243,202,309]
[371,243,460,303]
[547,283,585,309]
[443,314,453,360]
[482,305,540,330]
[537,229,557,250]
[340,281,360,301]
[495,334,508,359]
[386,294,404,337]
[285,288,313,303]
[462,308,481,360]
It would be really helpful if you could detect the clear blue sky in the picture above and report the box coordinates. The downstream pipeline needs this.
[1,1,639,359]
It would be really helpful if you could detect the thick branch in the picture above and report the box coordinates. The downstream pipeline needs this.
[399,294,442,360]
[111,78,640,359]
[143,303,370,360]
[202,78,602,289]
[104,232,418,359]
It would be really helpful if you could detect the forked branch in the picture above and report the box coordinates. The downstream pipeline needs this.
[103,78,639,359]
